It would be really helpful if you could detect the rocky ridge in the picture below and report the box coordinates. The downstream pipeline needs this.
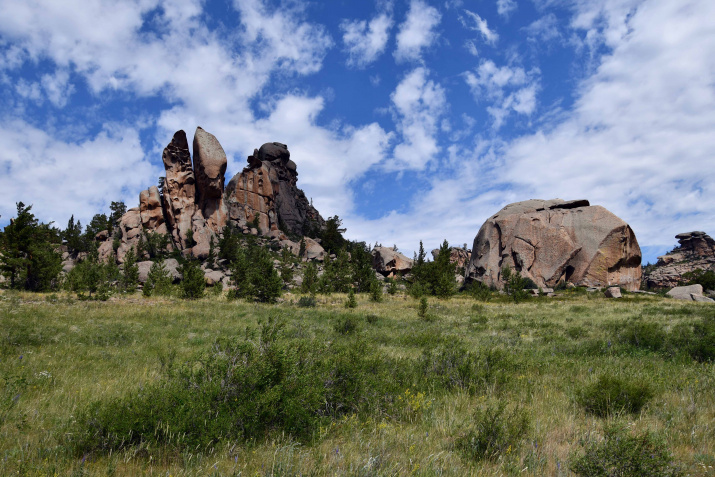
[97,128,326,265]
[644,231,715,288]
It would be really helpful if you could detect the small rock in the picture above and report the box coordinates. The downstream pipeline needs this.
[604,286,622,298]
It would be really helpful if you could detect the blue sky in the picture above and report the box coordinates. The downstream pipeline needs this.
[1,0,714,264]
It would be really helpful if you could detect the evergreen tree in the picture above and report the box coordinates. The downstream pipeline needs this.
[144,259,173,297]
[350,242,375,292]
[279,246,294,287]
[345,288,357,308]
[0,202,62,291]
[109,201,127,233]
[433,240,457,299]
[301,262,318,294]
[369,278,383,302]
[250,246,282,303]
[179,259,205,299]
[321,215,346,254]
[218,225,240,262]
[298,237,306,259]
[121,247,139,292]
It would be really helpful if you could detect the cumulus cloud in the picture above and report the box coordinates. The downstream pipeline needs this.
[394,0,442,62]
[341,11,393,68]
[389,67,447,170]
[464,60,539,128]
[524,14,561,43]
[459,10,498,45]
[503,0,715,249]
[0,120,157,227]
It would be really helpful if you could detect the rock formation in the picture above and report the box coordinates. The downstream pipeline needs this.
[372,247,413,277]
[465,199,642,291]
[431,247,471,270]
[644,231,715,288]
[98,128,325,263]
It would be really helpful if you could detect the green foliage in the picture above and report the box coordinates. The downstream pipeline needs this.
[227,243,282,303]
[319,249,352,293]
[178,259,205,299]
[682,268,715,291]
[143,259,173,297]
[456,402,530,462]
[0,202,62,291]
[333,313,360,334]
[577,374,654,417]
[502,265,529,303]
[218,225,241,262]
[467,281,493,302]
[320,215,346,255]
[570,424,682,477]
[184,229,195,248]
[301,262,319,294]
[71,320,409,453]
[369,279,383,302]
[409,240,456,298]
[345,288,358,308]
[121,247,139,292]
[418,296,428,319]
[432,240,457,298]
[144,231,170,259]
[386,277,398,295]
[62,214,87,255]
[616,319,667,352]
[417,346,513,393]
[298,237,306,259]
[108,201,126,233]
[348,242,375,293]
[279,246,294,287]
[297,295,316,308]
[65,254,119,300]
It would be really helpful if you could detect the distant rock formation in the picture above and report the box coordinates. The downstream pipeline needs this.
[431,247,471,270]
[99,128,325,263]
[465,199,642,291]
[644,231,715,288]
[372,246,413,277]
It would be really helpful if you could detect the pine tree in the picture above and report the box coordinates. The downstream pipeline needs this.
[0,202,62,291]
[179,259,205,299]
[433,240,456,299]
[122,247,139,292]
[301,262,318,295]
[144,259,172,297]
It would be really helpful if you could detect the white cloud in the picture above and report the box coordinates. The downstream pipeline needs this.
[501,0,715,249]
[497,0,517,18]
[524,14,561,43]
[394,0,442,62]
[341,12,393,68]
[0,120,157,227]
[464,40,479,56]
[464,60,539,128]
[389,67,446,170]
[459,10,498,45]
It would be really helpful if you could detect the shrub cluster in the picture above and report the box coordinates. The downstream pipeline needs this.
[577,374,654,417]
[456,402,530,462]
[570,424,682,476]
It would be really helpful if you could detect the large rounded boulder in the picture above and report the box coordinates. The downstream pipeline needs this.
[465,199,642,291]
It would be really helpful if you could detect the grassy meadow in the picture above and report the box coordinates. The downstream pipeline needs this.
[1,288,714,476]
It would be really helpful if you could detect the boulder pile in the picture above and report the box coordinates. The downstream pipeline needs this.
[465,199,642,291]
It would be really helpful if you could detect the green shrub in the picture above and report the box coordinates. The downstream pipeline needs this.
[418,296,429,319]
[179,259,205,300]
[369,279,383,302]
[616,319,667,352]
[143,259,173,297]
[297,295,316,308]
[333,314,360,335]
[577,374,654,417]
[345,288,357,308]
[387,278,398,295]
[417,346,513,393]
[301,262,318,295]
[71,322,409,454]
[502,266,529,303]
[456,402,530,462]
[570,424,681,476]
[468,281,493,302]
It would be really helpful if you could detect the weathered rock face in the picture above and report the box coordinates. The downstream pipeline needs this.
[224,142,324,236]
[465,199,642,291]
[372,247,414,277]
[193,127,228,233]
[644,231,715,288]
[431,247,471,270]
[162,130,197,250]
[96,129,326,263]
[139,186,167,234]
